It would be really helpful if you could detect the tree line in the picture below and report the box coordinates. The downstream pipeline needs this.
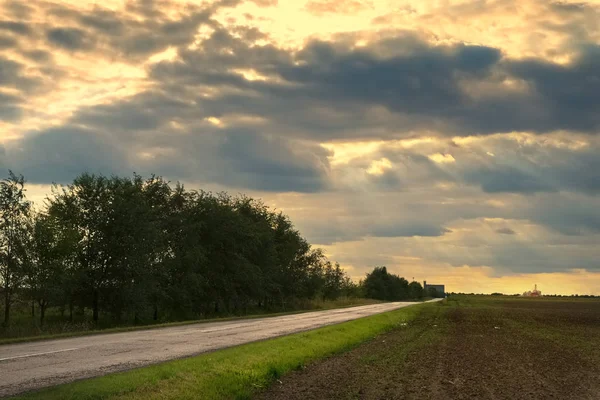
[0,172,366,327]
[362,266,437,300]
[0,172,431,328]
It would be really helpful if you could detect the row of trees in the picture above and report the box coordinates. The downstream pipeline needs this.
[1,172,360,326]
[363,267,430,301]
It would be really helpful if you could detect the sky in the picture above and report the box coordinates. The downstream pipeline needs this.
[1,0,600,295]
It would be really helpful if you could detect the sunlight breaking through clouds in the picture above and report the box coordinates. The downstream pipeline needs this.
[1,0,599,294]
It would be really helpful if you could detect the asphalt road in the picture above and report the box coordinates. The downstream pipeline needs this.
[0,300,439,397]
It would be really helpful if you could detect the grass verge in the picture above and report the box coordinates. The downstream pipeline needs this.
[12,301,438,400]
[0,298,382,346]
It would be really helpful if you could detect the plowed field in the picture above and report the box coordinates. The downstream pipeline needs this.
[259,296,600,400]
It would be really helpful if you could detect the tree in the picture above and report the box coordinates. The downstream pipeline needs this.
[363,266,413,301]
[408,281,424,299]
[363,266,391,300]
[0,171,31,326]
[47,174,113,323]
[323,262,346,300]
[22,212,75,325]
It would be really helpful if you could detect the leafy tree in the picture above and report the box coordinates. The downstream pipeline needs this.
[363,266,391,301]
[22,212,76,325]
[47,174,113,322]
[0,172,31,326]
[408,281,424,299]
[363,267,416,301]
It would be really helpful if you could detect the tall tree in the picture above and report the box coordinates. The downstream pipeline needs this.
[47,174,112,322]
[0,172,31,325]
[22,212,75,325]
[363,266,412,301]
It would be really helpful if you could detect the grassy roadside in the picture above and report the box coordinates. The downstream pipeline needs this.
[0,298,382,346]
[12,301,440,400]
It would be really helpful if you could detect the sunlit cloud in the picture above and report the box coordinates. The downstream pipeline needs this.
[1,0,599,294]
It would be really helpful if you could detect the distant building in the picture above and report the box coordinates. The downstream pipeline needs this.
[423,281,445,297]
[522,284,542,297]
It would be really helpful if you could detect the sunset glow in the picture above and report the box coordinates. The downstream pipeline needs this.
[1,0,599,294]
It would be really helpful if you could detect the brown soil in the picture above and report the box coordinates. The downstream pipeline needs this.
[257,298,600,400]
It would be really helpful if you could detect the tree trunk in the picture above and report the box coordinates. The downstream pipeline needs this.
[40,303,46,327]
[153,303,158,321]
[115,306,122,324]
[3,290,10,326]
[31,301,35,317]
[92,289,99,322]
[69,299,74,322]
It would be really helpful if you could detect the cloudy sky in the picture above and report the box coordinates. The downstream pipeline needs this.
[2,0,600,294]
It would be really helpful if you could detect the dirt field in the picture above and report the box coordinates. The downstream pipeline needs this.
[258,296,600,400]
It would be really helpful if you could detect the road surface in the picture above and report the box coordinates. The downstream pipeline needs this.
[0,300,440,397]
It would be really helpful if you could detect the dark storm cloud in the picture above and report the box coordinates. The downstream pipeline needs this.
[452,138,600,195]
[78,9,125,34]
[275,40,600,135]
[0,57,24,85]
[73,92,190,132]
[1,2,34,20]
[9,112,332,192]
[0,56,42,93]
[301,219,453,245]
[463,166,557,194]
[215,129,331,192]
[46,27,95,51]
[449,240,598,274]
[526,196,600,236]
[145,28,600,137]
[371,224,451,238]
[7,127,128,183]
[39,1,232,59]
[117,10,212,57]
[277,42,498,114]
[496,228,516,235]
[378,151,452,187]
[22,50,54,63]
[0,35,17,49]
[0,21,31,35]
[0,92,23,121]
[506,48,600,133]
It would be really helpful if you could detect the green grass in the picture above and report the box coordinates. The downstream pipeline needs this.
[0,298,382,346]
[11,301,438,400]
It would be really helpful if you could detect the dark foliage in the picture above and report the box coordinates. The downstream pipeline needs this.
[362,266,423,301]
[0,173,360,326]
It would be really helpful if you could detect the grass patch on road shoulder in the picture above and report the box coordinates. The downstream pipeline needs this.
[13,302,438,400]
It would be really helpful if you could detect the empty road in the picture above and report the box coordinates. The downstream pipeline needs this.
[0,300,439,397]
